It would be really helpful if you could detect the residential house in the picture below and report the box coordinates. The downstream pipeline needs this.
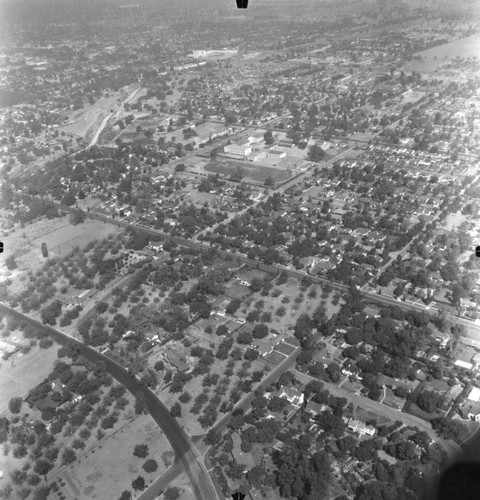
[164,347,189,372]
[278,386,305,408]
[347,418,376,437]
[305,400,327,416]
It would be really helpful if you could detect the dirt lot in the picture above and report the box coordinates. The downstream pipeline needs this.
[53,413,172,500]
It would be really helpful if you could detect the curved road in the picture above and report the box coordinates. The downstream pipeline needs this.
[0,304,218,500]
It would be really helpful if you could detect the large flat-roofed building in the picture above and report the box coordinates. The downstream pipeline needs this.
[193,123,233,146]
[224,142,252,156]
[266,146,286,159]
[191,49,238,59]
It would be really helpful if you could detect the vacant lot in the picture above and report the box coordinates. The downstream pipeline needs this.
[204,159,292,183]
[54,414,171,500]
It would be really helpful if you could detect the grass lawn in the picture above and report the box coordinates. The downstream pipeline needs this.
[383,388,405,410]
[405,402,444,422]
[355,406,390,426]
[53,413,171,500]
[225,283,250,300]
[342,379,363,394]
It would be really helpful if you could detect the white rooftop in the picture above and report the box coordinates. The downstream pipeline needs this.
[468,386,480,402]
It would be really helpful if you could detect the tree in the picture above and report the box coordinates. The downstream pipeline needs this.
[41,242,48,258]
[226,298,242,315]
[131,476,145,492]
[264,130,274,145]
[61,448,76,465]
[237,330,253,344]
[143,459,158,473]
[118,491,132,500]
[179,391,191,403]
[5,255,17,270]
[32,486,51,500]
[416,390,444,413]
[170,402,182,418]
[8,397,22,414]
[205,428,221,446]
[175,163,186,172]
[62,191,76,206]
[33,459,52,481]
[307,144,326,162]
[133,444,149,458]
[210,147,220,161]
[70,211,85,225]
[264,176,275,187]
[252,323,269,339]
[250,278,263,293]
[216,324,229,336]
[164,487,180,500]
[154,360,164,371]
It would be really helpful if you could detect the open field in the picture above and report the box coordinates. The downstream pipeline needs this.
[58,108,108,141]
[1,215,121,289]
[417,34,480,61]
[53,414,171,500]
[204,159,292,183]
[0,447,25,490]
[0,342,58,413]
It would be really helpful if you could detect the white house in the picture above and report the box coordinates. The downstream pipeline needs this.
[347,418,376,437]
[278,386,305,408]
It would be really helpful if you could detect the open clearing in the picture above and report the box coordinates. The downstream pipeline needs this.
[54,413,171,500]
[59,108,108,141]
[1,215,120,287]
[416,34,480,61]
[204,159,292,183]
[0,342,58,413]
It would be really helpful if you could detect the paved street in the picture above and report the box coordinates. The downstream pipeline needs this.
[0,304,219,500]
[293,369,461,459]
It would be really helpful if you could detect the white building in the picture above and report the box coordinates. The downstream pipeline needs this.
[278,386,305,408]
[266,145,286,159]
[224,142,252,156]
[347,419,376,437]
[247,132,265,145]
